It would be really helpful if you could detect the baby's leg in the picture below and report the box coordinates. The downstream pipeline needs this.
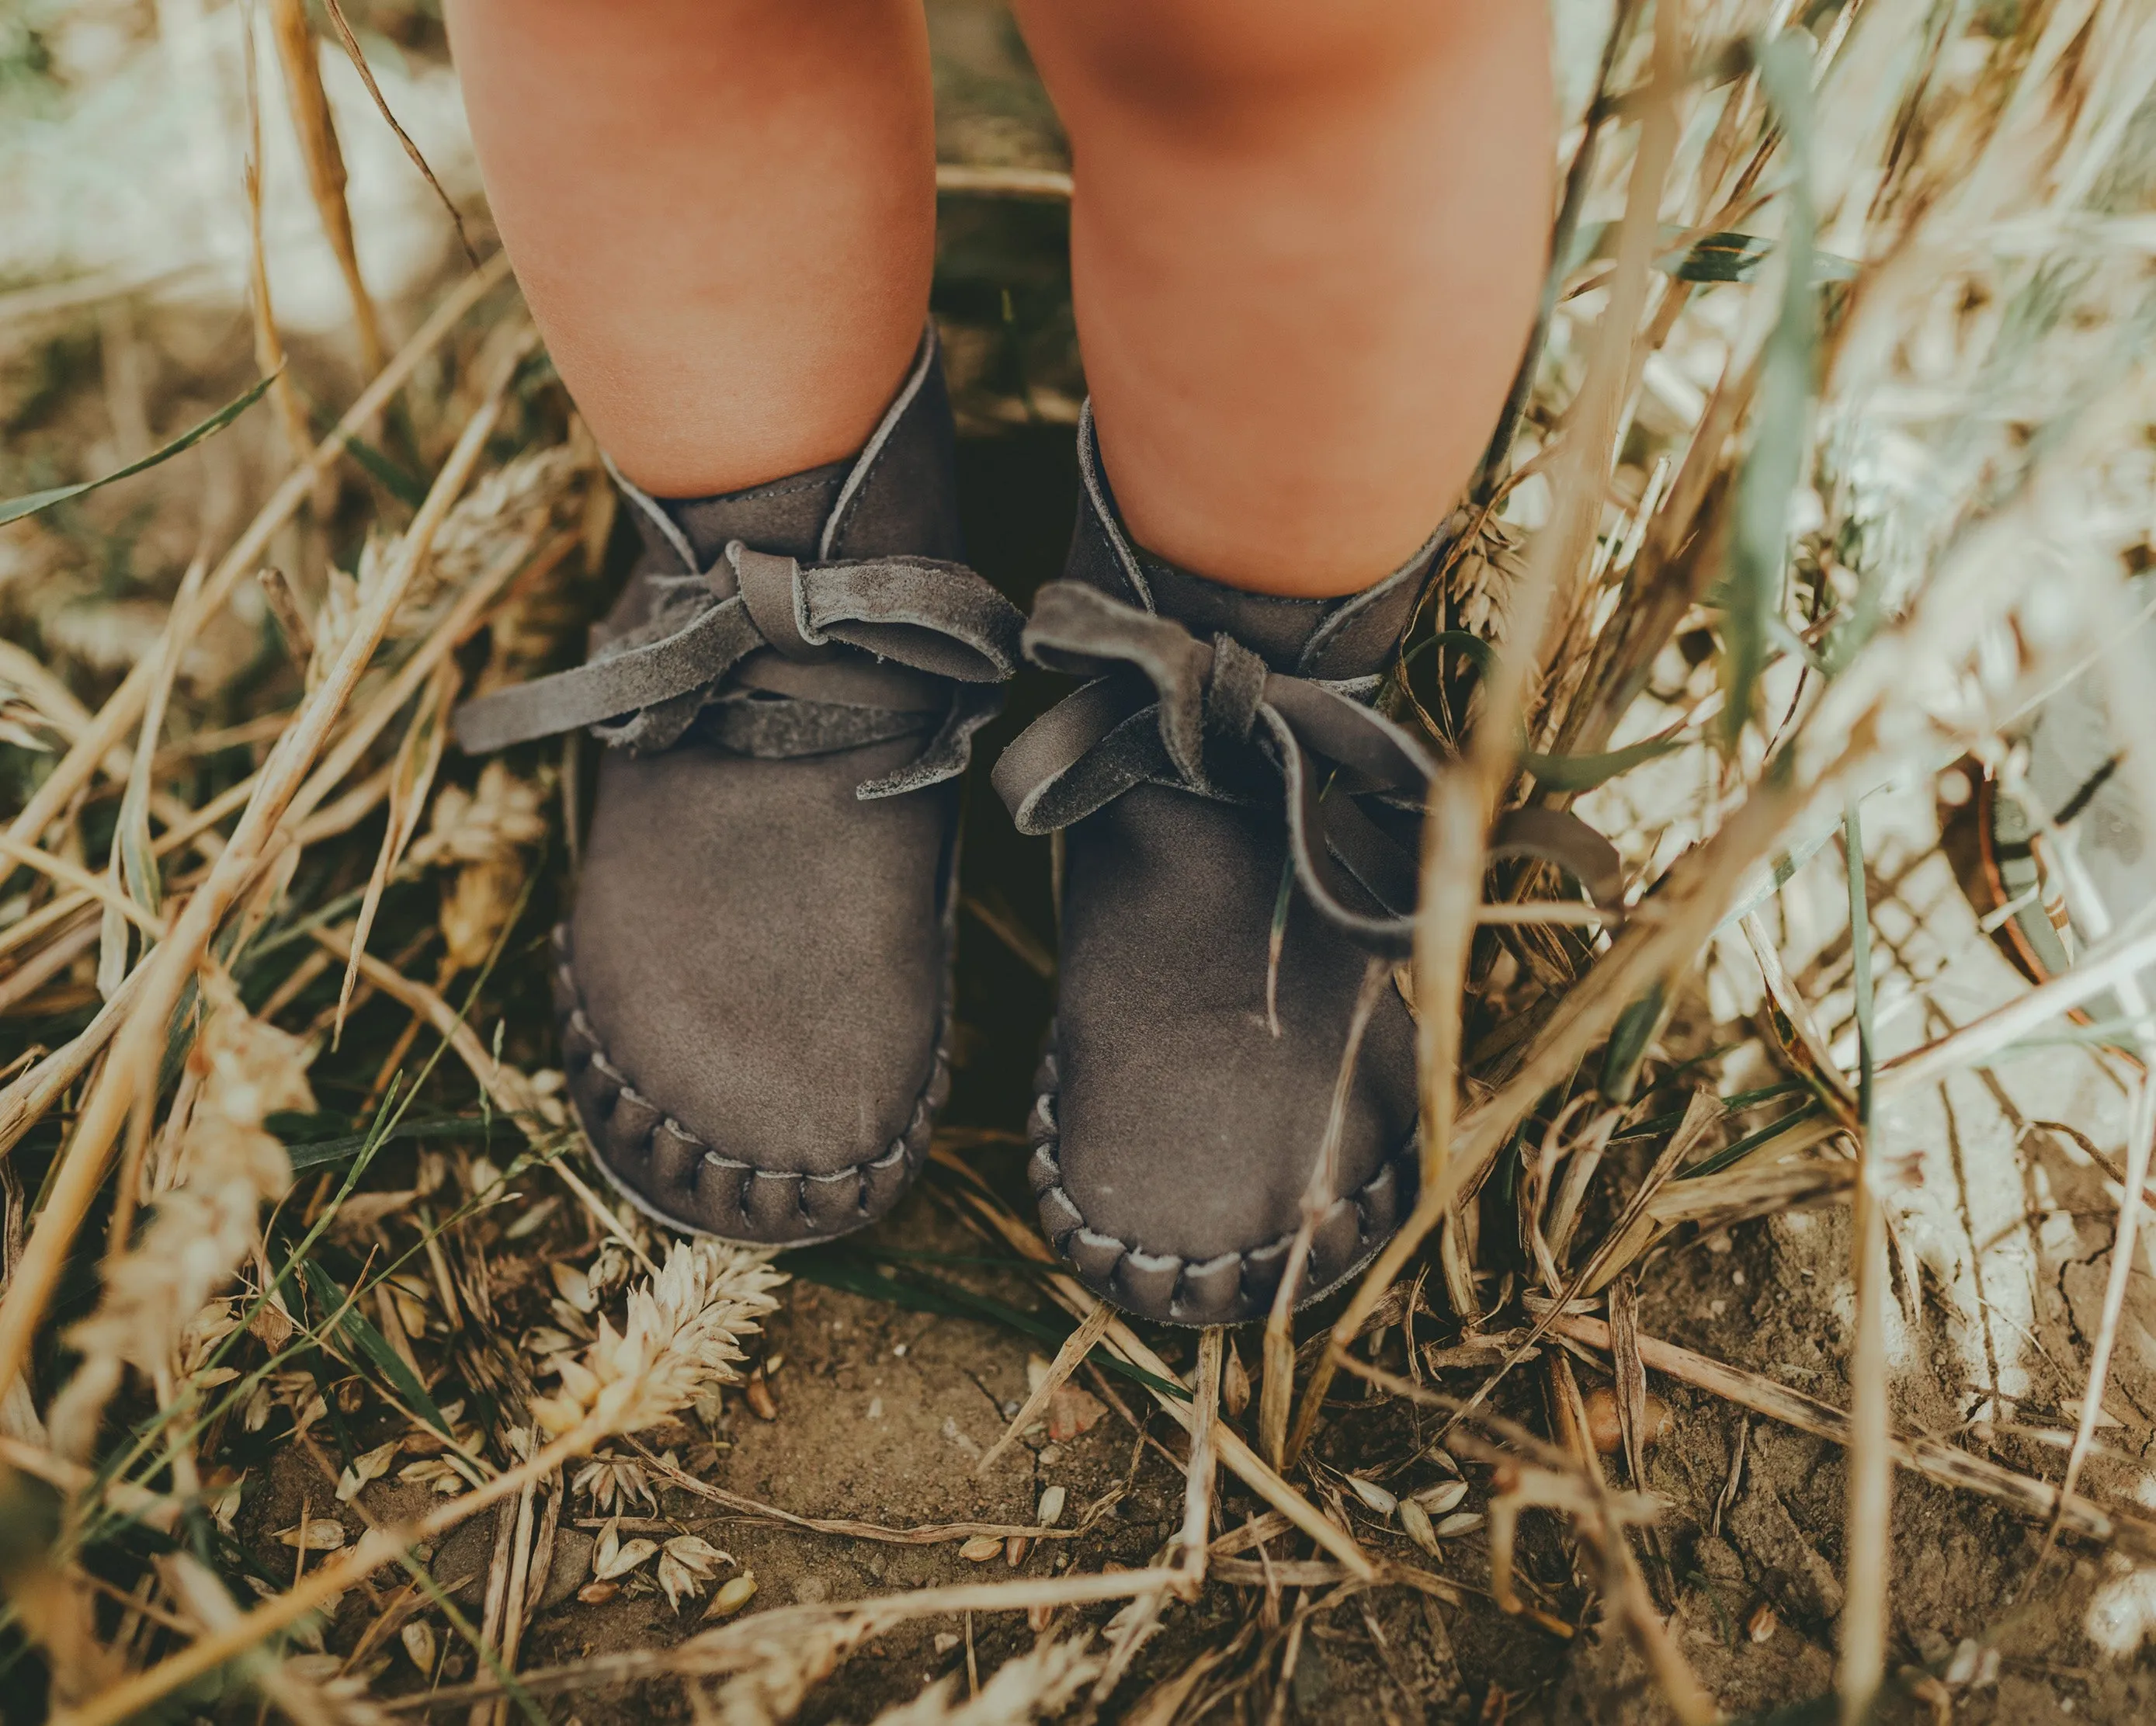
[443,0,936,497]
[1012,0,1553,596]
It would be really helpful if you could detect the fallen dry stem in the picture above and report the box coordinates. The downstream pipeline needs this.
[977,1301,1112,1476]
[1539,1353,1720,1726]
[0,328,529,1405]
[2043,1078,2156,1571]
[1172,1328,1224,1599]
[630,1443,1100,1547]
[0,839,168,939]
[268,0,385,373]
[0,962,152,1160]
[377,1571,1179,1711]
[1878,914,2156,1096]
[49,1414,621,1726]
[1550,1314,2156,1561]
[940,1163,1379,1582]
[0,255,509,882]
[1449,1092,1722,1453]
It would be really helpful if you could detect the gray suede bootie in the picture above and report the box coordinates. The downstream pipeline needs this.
[991,408,1446,1325]
[456,332,1023,1244]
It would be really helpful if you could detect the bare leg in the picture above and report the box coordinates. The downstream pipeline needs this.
[443,0,936,498]
[1012,0,1553,596]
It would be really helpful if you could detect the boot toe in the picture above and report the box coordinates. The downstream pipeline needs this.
[1026,788,1420,1324]
[1029,1012,1418,1328]
[557,743,955,1245]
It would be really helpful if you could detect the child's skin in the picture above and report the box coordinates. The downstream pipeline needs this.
[443,0,1551,598]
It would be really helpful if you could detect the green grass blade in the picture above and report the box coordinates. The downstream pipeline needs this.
[1407,632,1686,790]
[300,1259,460,1443]
[276,1110,503,1172]
[1526,727,1687,792]
[783,1245,1189,1401]
[1845,797,1877,1126]
[339,433,430,509]
[1678,1100,1824,1180]
[1720,33,1820,748]
[0,374,277,527]
[1599,981,1669,1104]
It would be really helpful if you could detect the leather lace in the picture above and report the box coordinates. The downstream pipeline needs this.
[453,540,1024,800]
[991,580,1623,955]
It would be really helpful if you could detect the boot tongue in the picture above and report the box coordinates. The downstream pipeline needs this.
[1137,556,1328,668]
[1067,412,1439,682]
[1137,557,1423,679]
[655,463,849,566]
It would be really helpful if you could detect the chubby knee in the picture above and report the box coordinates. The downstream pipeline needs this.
[1030,0,1516,110]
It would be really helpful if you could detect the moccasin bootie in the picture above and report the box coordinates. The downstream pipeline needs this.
[991,408,1449,1325]
[457,332,1023,1244]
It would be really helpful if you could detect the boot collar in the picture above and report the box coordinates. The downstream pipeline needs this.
[1064,402,1443,682]
[612,325,965,571]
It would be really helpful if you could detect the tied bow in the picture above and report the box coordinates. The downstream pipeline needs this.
[453,540,1024,800]
[990,582,1623,956]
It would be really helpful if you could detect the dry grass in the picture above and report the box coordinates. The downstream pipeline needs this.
[4,0,2156,1721]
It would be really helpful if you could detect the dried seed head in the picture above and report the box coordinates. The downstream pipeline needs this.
[571,1453,656,1515]
[655,1537,728,1610]
[336,1440,400,1503]
[411,763,548,870]
[549,1261,596,1314]
[48,973,312,1458]
[1443,507,1524,643]
[331,449,584,659]
[409,761,550,970]
[529,1240,784,1439]
[424,449,584,596]
[592,1519,658,1582]
[276,1518,349,1551]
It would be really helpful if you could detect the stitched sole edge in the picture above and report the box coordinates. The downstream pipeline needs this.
[557,930,952,1248]
[554,842,960,1248]
[1025,1028,1419,1328]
